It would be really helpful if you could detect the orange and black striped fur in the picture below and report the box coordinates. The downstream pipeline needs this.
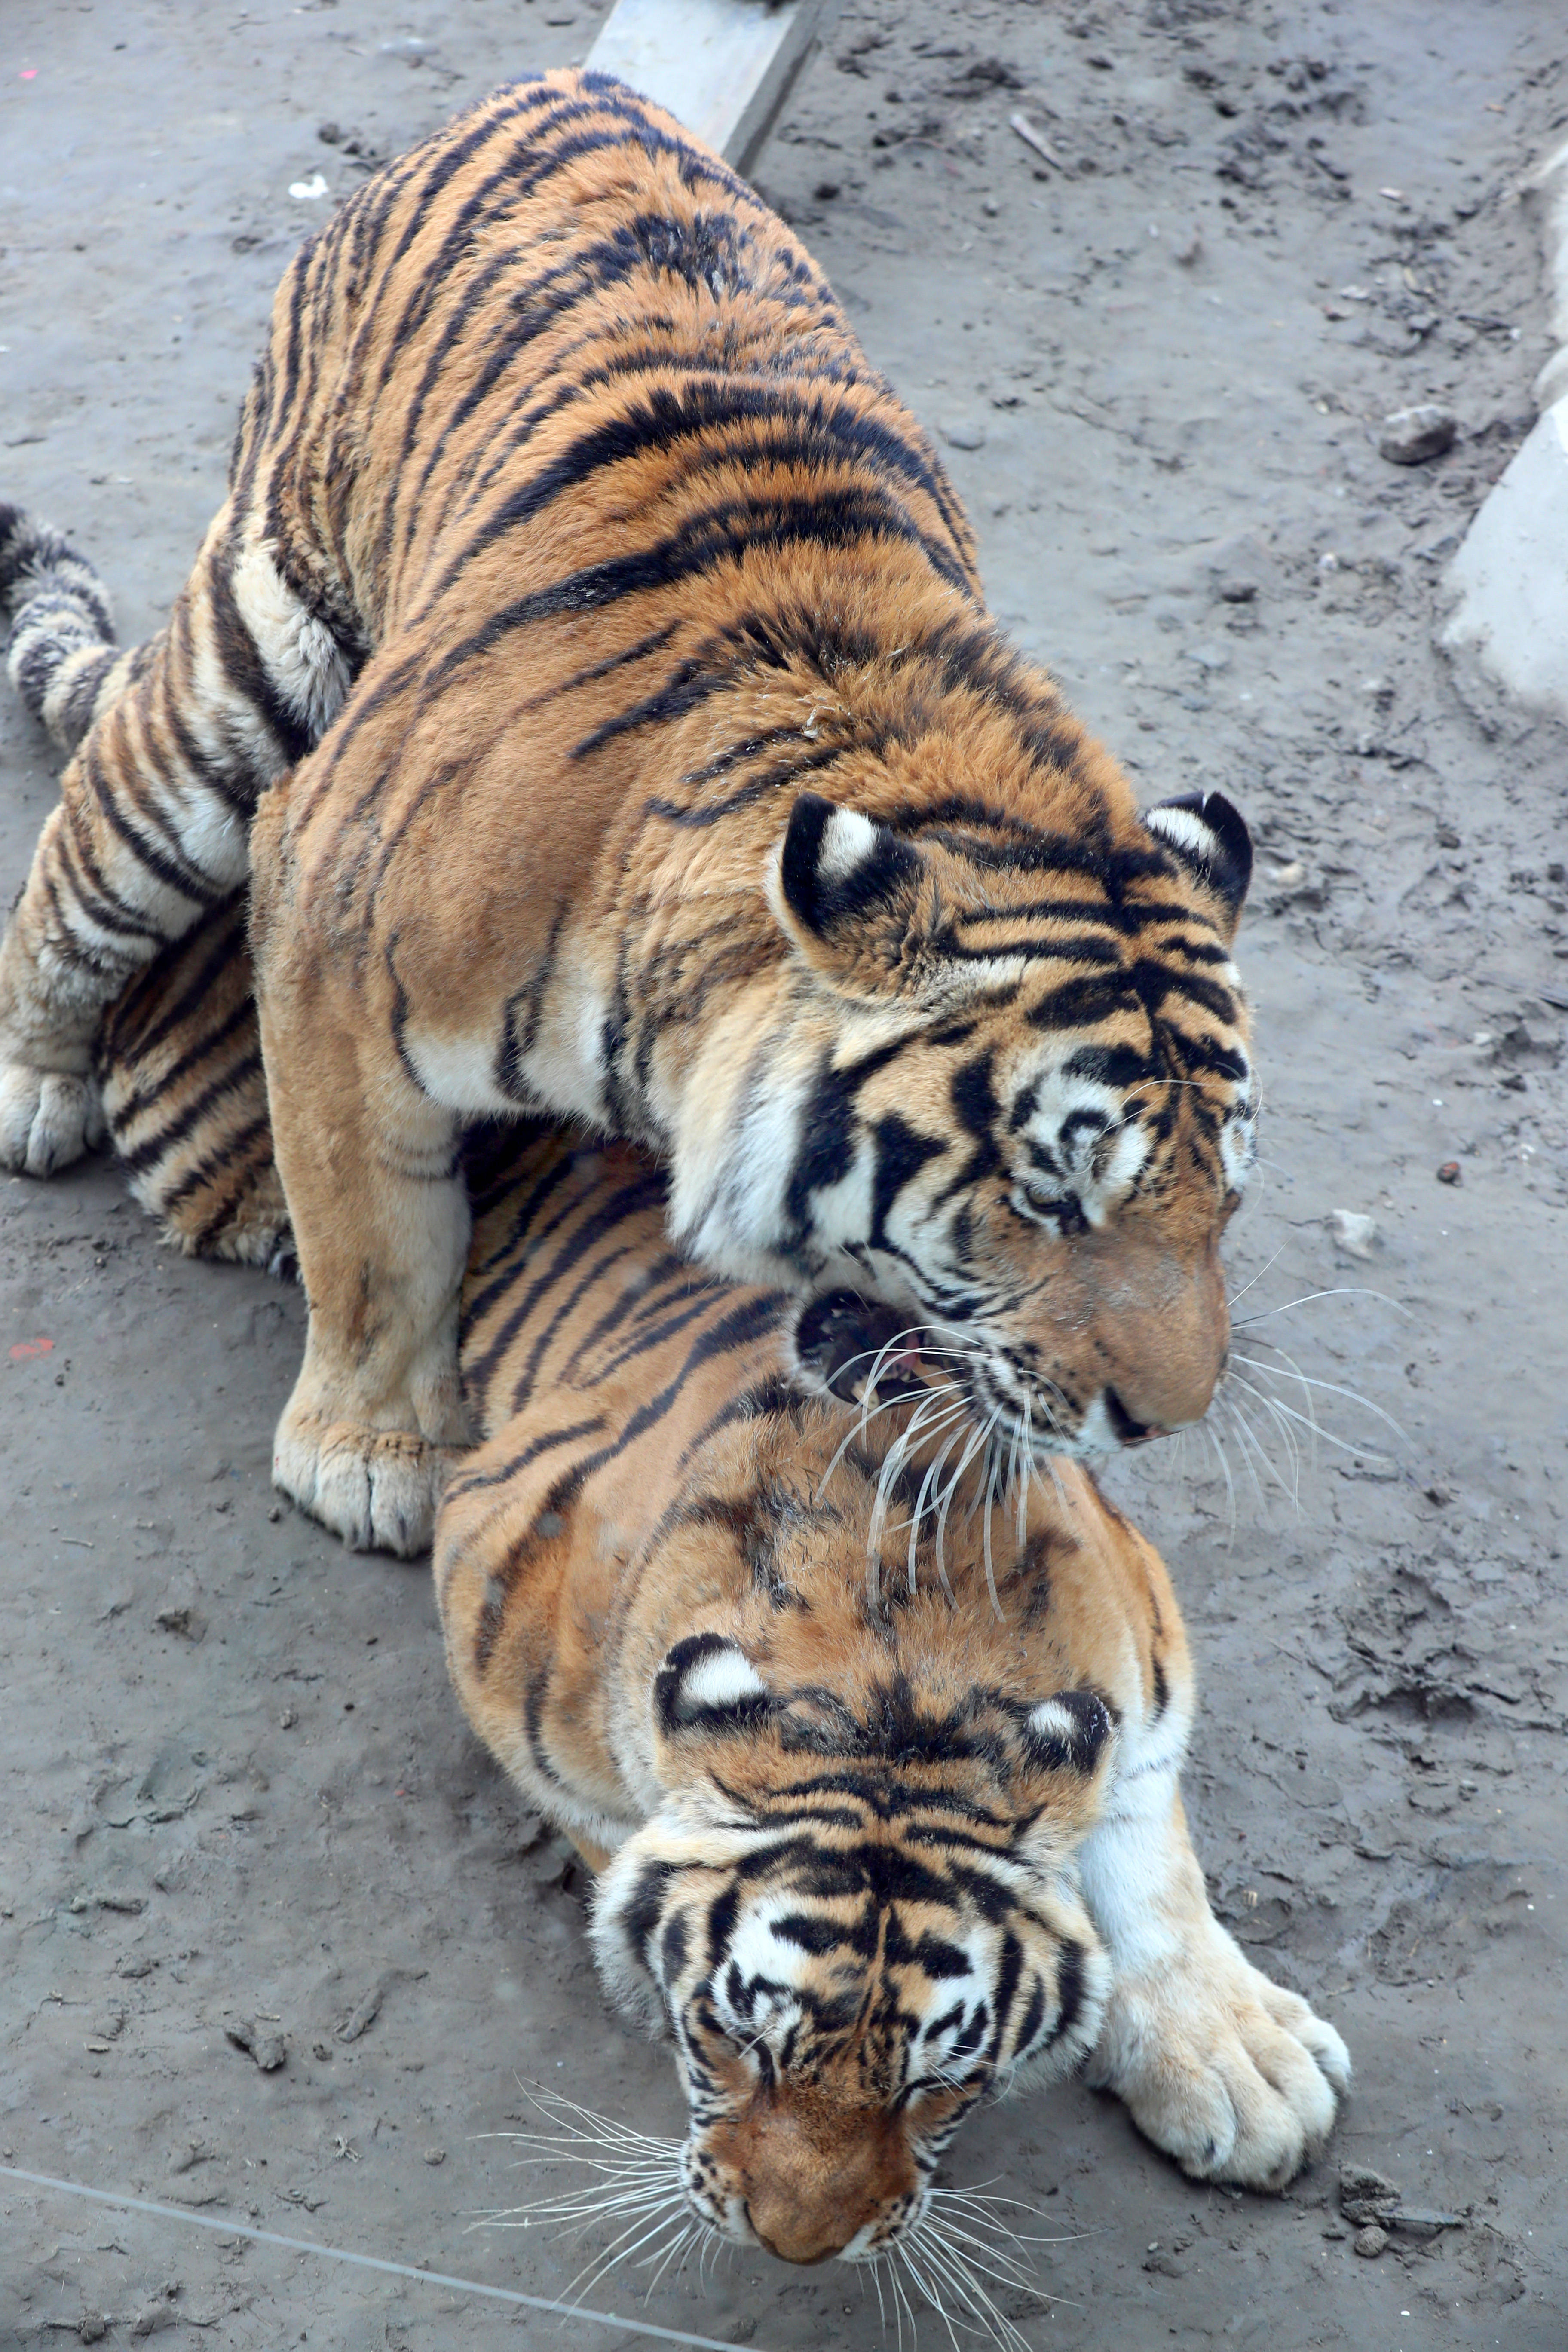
[430,1127,1349,2257]
[0,72,1259,1562]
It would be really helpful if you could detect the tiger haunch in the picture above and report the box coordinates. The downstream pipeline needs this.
[0,73,1258,1554]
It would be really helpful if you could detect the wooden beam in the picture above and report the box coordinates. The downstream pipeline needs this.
[586,0,833,173]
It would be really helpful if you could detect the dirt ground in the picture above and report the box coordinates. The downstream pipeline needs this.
[3,2,1567,2346]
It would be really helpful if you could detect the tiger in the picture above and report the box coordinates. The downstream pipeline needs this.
[0,69,1258,1561]
[0,565,1349,2263]
[430,1121,1349,2264]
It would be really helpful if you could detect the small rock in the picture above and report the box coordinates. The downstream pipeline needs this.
[1353,2223,1388,2257]
[153,1577,205,1642]
[1493,1017,1562,1070]
[79,2319,109,2344]
[423,2146,447,2166]
[1340,2162,1400,2226]
[226,2018,286,2072]
[1216,572,1258,603]
[1186,641,1231,671]
[1269,860,1306,888]
[1436,1161,1461,1185]
[940,419,986,451]
[1377,404,1457,465]
[337,1984,384,2043]
[1328,1210,1378,1259]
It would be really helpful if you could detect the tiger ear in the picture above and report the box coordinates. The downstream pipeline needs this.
[769,793,931,996]
[655,1633,772,1740]
[1013,1688,1117,1859]
[1145,791,1252,934]
[1024,1690,1114,1777]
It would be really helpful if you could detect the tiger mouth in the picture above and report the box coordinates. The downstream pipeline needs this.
[793,1291,1173,1461]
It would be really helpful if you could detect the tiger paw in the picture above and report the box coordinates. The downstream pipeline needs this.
[1087,1923,1350,2191]
[273,1413,458,1557]
[0,1062,104,1175]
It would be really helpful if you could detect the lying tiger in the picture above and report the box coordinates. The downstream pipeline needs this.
[0,69,1258,1560]
[433,1124,1349,2256]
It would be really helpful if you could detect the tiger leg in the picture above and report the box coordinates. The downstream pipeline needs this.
[253,792,471,1554]
[1078,1774,1351,2190]
[0,496,348,1177]
[0,510,288,1260]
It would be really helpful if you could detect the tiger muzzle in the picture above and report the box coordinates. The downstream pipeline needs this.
[708,2095,919,2264]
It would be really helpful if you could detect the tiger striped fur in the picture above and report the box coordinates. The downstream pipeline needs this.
[0,510,289,1264]
[0,71,1259,1560]
[434,1126,1348,2254]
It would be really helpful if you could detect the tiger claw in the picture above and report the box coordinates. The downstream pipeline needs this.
[272,1411,459,1557]
[0,1061,104,1176]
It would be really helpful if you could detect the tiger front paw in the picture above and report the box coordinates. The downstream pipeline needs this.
[273,1409,461,1557]
[0,1061,104,1176]
[1087,1922,1350,2191]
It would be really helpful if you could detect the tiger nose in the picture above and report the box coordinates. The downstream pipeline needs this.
[1103,1387,1169,1446]
[746,2193,854,2265]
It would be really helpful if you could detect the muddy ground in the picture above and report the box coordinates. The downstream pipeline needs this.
[3,2,1567,2346]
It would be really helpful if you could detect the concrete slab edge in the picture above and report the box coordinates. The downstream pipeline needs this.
[1441,135,1568,728]
[587,0,835,175]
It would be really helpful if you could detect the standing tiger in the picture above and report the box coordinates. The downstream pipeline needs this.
[432,1124,1348,2261]
[0,70,1257,1557]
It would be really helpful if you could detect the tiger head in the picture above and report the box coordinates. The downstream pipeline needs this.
[683,781,1254,1462]
[591,1637,1115,2265]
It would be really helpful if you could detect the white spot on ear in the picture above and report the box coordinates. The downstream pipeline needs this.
[1145,804,1216,864]
[1028,1699,1084,1749]
[817,806,881,885]
[676,1645,768,1717]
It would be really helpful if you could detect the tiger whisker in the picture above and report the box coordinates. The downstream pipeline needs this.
[817,1379,963,1499]
[1204,1415,1237,1540]
[919,2218,1041,2291]
[934,1413,995,1588]
[1225,1240,1288,1308]
[1233,1285,1410,1326]
[640,2217,699,2295]
[1228,1349,1406,1444]
[923,2214,1074,2321]
[1219,1393,1276,1511]
[905,1409,975,1596]
[899,2229,1029,2352]
[858,1323,931,1449]
[893,2243,967,2352]
[499,2079,686,2155]
[1234,1334,1320,1461]
[561,2198,698,2304]
[1226,1373,1398,1464]
[980,1471,1001,1622]
[1224,1372,1304,1504]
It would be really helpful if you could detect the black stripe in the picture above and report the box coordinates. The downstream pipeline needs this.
[428,487,971,689]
